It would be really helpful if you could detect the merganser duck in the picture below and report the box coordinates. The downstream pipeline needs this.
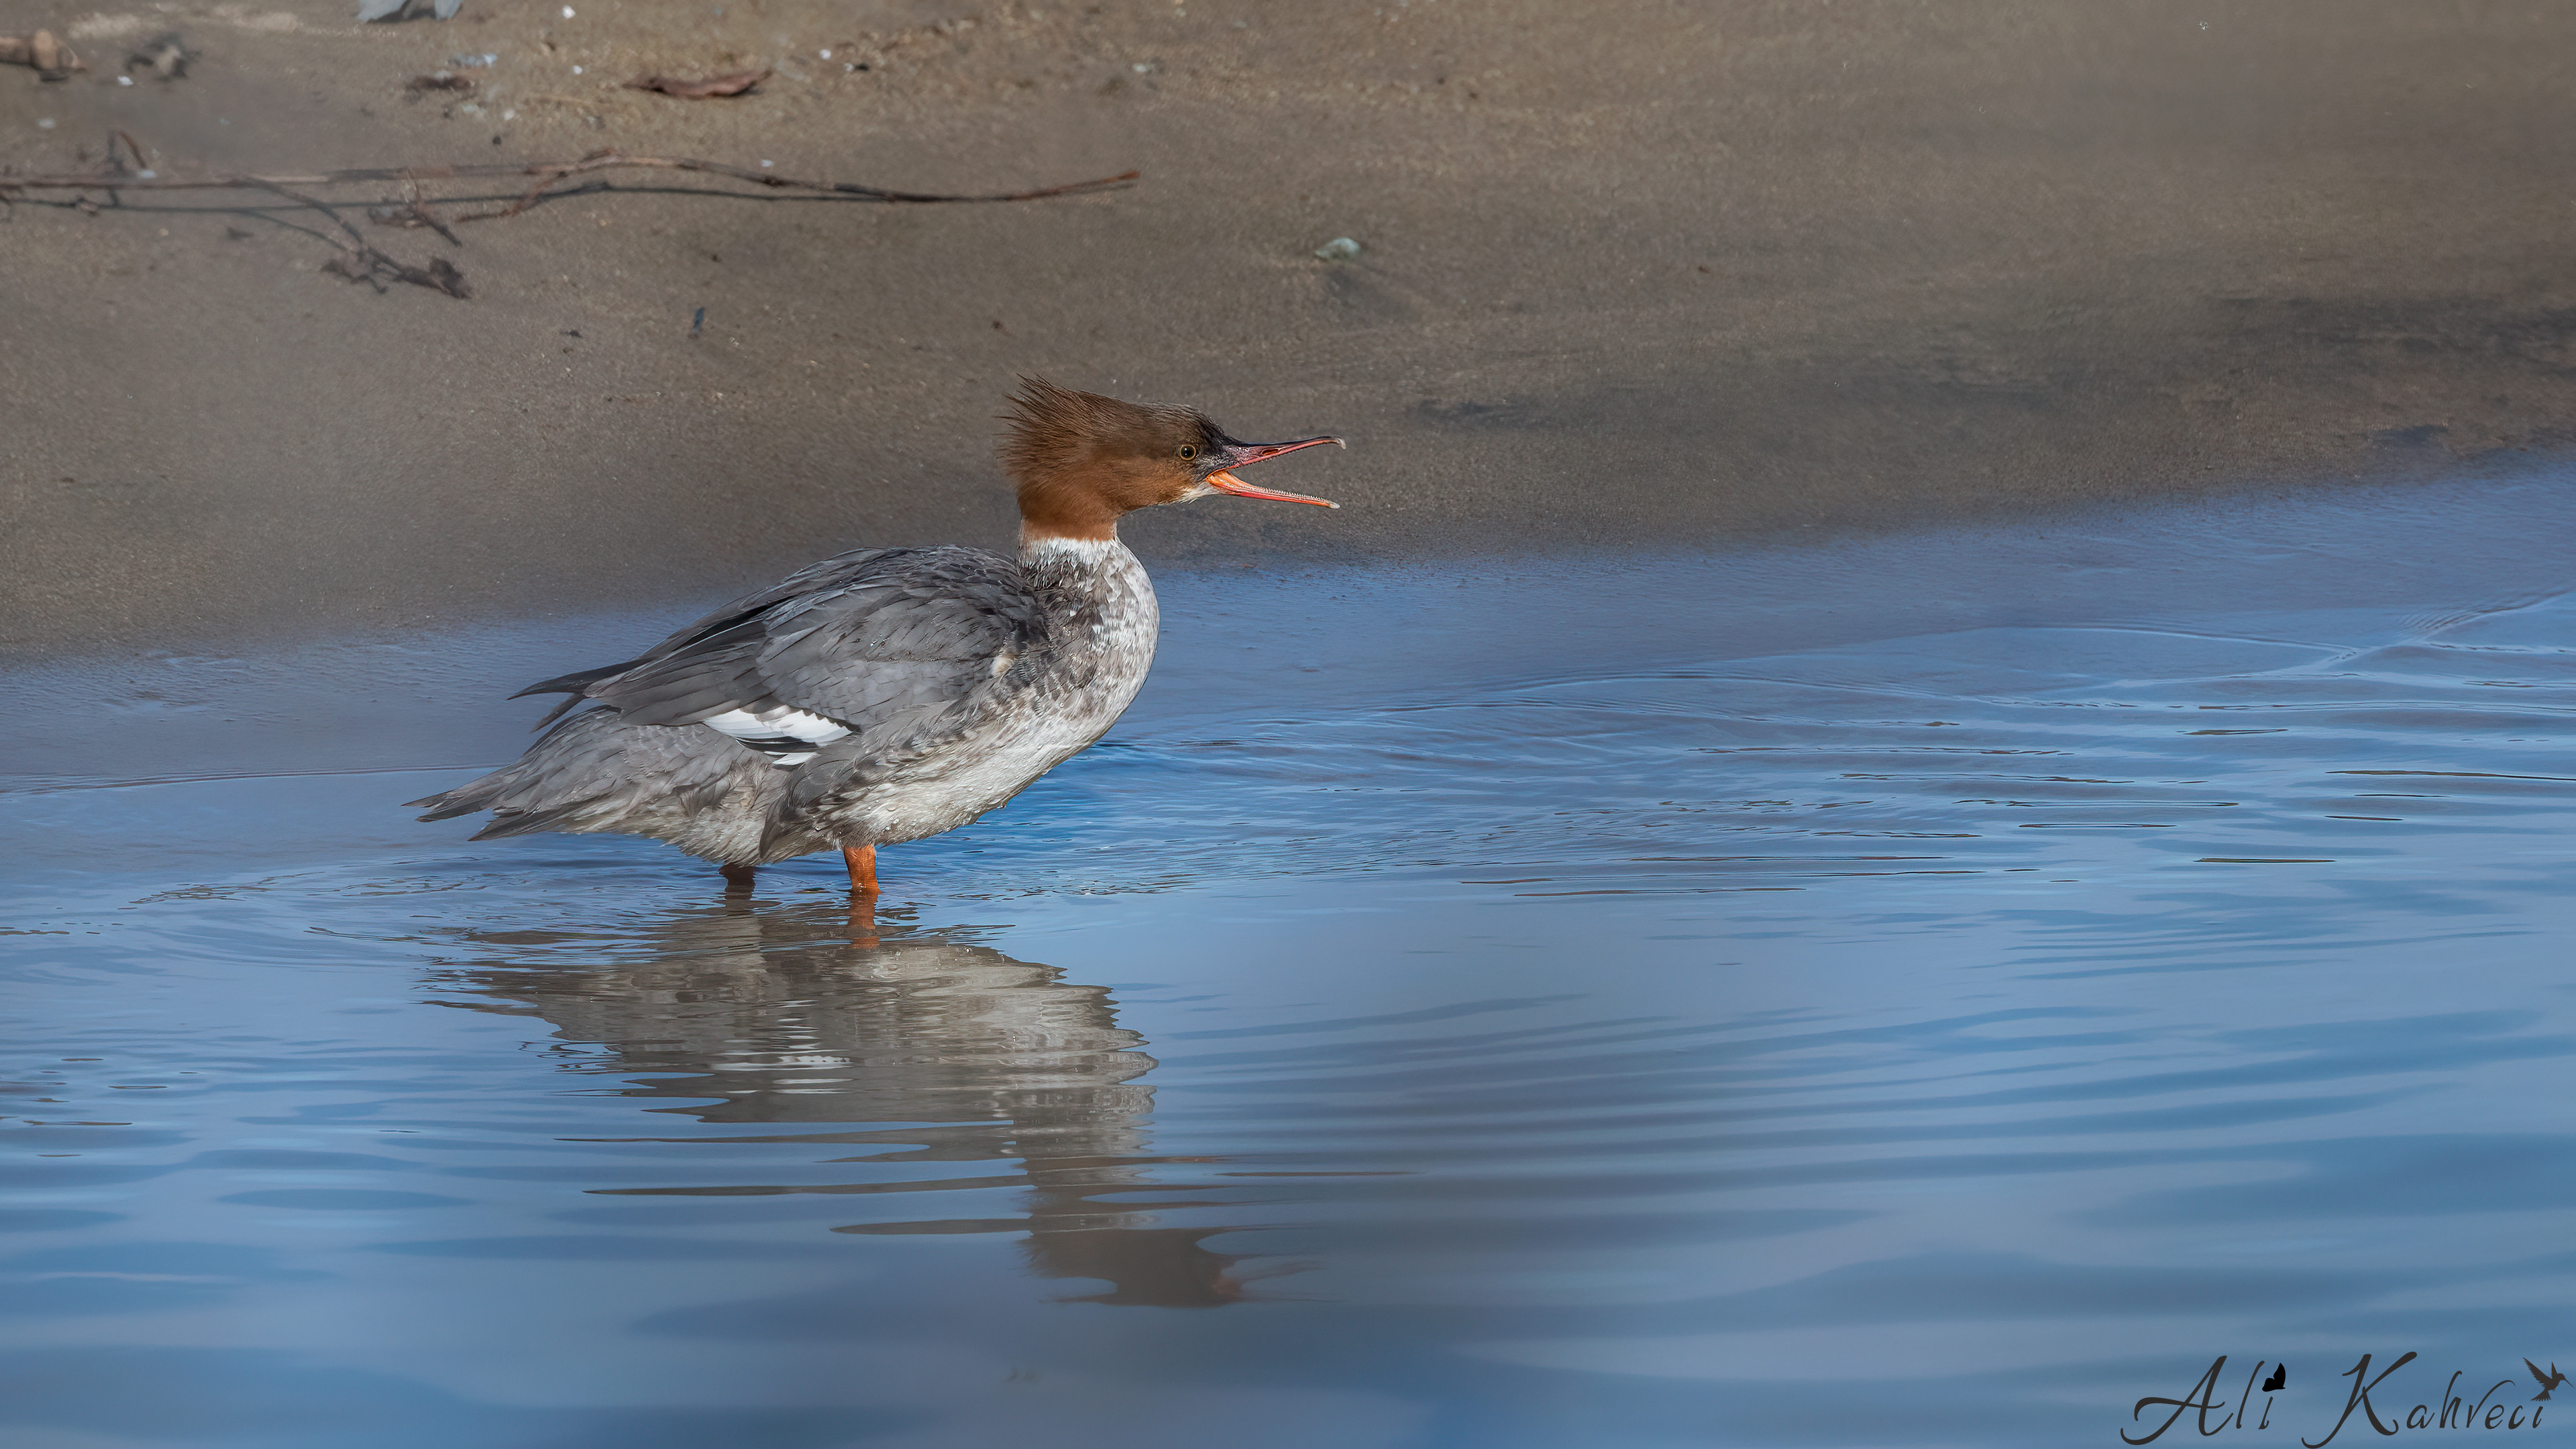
[408,379,1341,894]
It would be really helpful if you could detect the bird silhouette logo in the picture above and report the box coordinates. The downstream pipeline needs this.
[2263,1364,2287,1393]
[2526,1359,2567,1401]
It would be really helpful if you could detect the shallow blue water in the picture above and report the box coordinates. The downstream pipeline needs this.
[6,477,2576,1448]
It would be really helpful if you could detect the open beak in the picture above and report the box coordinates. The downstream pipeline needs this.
[1205,435,1344,508]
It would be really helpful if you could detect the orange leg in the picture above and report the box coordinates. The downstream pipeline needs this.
[842,843,879,896]
[720,862,756,892]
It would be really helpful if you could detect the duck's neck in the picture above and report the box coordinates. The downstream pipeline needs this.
[1020,527,1152,596]
[1020,529,1159,659]
[1020,525,1135,572]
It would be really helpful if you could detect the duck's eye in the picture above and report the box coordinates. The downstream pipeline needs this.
[1177,444,1197,461]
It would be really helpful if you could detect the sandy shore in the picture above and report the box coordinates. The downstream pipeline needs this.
[5,0,2575,655]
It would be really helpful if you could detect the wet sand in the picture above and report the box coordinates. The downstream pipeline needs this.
[7,0,2576,655]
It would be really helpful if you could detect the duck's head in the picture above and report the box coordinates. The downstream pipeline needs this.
[1002,377,1342,542]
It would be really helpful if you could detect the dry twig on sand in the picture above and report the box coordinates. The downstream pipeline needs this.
[0,146,1140,298]
[239,176,473,297]
[367,180,464,247]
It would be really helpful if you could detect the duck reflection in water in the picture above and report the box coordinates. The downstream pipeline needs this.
[433,896,1256,1308]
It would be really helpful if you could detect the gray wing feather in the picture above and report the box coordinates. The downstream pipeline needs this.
[503,551,918,729]
[589,547,1043,754]
[586,627,769,723]
[631,548,913,665]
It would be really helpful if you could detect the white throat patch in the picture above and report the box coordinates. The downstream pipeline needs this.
[1022,535,1123,561]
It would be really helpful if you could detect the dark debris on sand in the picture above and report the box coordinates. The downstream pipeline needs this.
[622,68,771,99]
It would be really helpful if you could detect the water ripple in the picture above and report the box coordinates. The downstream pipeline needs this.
[7,478,2576,1446]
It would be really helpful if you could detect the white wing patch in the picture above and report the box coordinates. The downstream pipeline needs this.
[700,705,853,767]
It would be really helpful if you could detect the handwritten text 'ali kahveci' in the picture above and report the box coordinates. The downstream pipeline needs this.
[2123,1353,2567,1445]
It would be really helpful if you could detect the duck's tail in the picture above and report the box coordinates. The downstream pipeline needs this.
[407,707,773,854]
